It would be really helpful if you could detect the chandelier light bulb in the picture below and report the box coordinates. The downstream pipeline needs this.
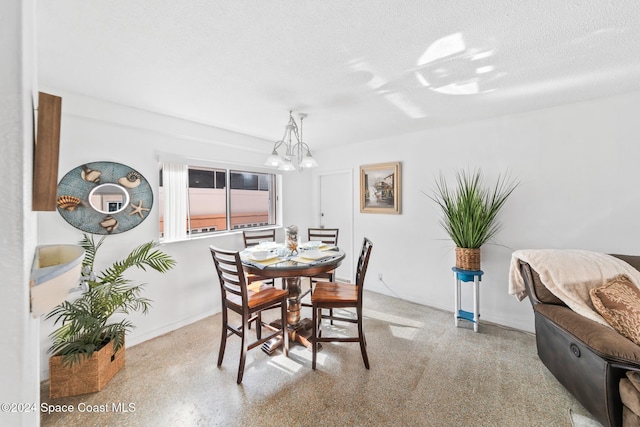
[278,159,296,171]
[301,151,318,168]
[264,149,283,167]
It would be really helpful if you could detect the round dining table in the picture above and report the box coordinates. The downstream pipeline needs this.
[241,247,345,353]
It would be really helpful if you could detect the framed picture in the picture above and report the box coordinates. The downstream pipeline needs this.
[360,162,401,214]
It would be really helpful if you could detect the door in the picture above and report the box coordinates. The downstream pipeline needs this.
[319,170,353,281]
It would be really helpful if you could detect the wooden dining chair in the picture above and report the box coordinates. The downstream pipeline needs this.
[209,246,289,384]
[311,237,373,370]
[243,229,276,248]
[242,229,277,287]
[307,228,339,248]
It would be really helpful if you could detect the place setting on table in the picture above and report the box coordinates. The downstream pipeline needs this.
[239,233,345,353]
[239,239,342,271]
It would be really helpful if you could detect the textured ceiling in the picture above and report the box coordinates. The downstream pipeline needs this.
[37,1,640,151]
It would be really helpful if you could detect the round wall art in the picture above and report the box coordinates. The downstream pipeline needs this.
[56,161,153,234]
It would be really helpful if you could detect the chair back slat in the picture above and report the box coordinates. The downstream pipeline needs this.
[243,229,276,247]
[210,246,248,305]
[308,228,339,246]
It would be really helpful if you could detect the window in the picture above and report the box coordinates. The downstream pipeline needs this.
[159,163,277,241]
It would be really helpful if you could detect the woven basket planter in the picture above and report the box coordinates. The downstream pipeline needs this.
[49,339,125,399]
[455,247,481,271]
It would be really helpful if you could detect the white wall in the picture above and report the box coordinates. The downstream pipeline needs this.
[0,0,40,425]
[312,90,640,332]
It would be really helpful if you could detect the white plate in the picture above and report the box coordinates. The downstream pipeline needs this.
[300,250,332,260]
[248,252,278,261]
[300,241,322,249]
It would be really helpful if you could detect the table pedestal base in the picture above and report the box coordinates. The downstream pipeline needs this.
[261,276,318,354]
[262,318,317,354]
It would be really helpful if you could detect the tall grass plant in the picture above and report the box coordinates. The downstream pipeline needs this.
[428,169,519,248]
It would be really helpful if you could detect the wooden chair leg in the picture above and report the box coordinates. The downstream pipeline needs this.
[237,315,249,384]
[316,306,323,338]
[256,312,262,340]
[218,309,228,366]
[312,305,318,370]
[358,308,369,369]
[281,299,289,356]
[328,272,335,325]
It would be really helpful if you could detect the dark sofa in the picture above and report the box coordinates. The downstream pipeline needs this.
[518,254,640,427]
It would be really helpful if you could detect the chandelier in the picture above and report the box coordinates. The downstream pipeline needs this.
[264,111,318,171]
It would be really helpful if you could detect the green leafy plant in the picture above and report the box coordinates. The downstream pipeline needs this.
[427,169,519,248]
[46,233,176,367]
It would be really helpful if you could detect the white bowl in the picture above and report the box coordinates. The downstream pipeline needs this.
[252,250,273,261]
[257,242,279,250]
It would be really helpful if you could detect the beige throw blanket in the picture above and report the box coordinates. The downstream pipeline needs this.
[508,249,640,328]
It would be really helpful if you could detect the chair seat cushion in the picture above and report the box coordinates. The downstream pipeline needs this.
[227,282,287,309]
[312,282,357,304]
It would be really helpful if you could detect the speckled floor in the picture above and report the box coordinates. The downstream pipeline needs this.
[41,289,593,426]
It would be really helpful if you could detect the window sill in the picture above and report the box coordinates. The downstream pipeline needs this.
[159,225,282,245]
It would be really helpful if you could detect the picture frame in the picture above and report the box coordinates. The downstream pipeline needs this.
[360,162,401,214]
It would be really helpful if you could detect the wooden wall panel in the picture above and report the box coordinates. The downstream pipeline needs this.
[32,92,62,211]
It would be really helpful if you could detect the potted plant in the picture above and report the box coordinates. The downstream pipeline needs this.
[46,233,176,398]
[427,169,519,271]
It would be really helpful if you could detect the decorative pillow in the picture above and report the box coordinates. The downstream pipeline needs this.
[590,275,640,346]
